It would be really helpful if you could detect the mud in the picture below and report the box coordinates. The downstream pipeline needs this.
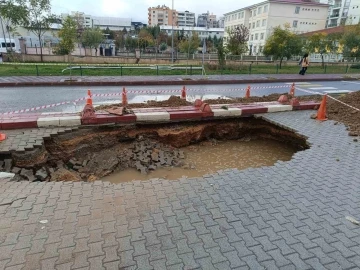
[0,118,308,182]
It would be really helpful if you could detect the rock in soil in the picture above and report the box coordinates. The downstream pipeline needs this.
[51,168,81,181]
[35,168,48,181]
[20,168,36,181]
[4,159,12,172]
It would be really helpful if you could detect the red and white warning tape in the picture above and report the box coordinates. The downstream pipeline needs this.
[0,84,292,115]
[295,87,360,112]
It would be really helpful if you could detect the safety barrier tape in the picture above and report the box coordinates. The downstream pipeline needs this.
[295,87,360,112]
[1,84,292,115]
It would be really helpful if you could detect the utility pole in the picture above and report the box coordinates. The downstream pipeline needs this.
[171,0,174,63]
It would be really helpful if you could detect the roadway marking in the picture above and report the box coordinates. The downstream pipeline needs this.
[341,81,360,85]
[285,82,311,85]
[323,90,353,94]
[309,87,337,90]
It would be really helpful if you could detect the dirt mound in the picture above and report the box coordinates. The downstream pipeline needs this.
[327,91,360,136]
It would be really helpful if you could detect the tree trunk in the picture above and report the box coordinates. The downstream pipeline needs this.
[38,34,43,62]
[279,57,283,69]
[321,54,324,69]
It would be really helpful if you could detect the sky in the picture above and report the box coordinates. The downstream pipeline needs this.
[51,0,256,22]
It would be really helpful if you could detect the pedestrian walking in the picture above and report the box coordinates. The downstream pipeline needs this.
[299,53,310,75]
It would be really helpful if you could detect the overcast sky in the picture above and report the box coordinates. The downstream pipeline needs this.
[51,0,256,22]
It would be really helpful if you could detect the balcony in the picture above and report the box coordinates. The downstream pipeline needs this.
[330,13,339,18]
[327,23,338,27]
[332,4,342,8]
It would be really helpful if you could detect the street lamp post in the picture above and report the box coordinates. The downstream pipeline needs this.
[171,0,174,63]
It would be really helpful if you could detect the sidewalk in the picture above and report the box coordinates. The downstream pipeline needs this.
[0,73,359,87]
[0,111,359,269]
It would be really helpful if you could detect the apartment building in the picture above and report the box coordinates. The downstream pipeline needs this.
[148,5,177,26]
[61,12,92,28]
[197,12,218,28]
[177,11,196,27]
[224,0,329,55]
[326,0,360,27]
[159,25,224,40]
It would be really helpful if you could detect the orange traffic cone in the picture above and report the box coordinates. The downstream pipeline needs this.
[317,94,327,121]
[289,83,295,96]
[245,85,251,98]
[181,86,186,100]
[122,87,128,106]
[86,90,93,105]
[0,133,6,141]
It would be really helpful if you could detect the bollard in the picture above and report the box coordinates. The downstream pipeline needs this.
[80,66,83,76]
[346,64,349,73]
[245,85,251,98]
[324,64,327,74]
[317,94,327,121]
[248,64,252,75]
[156,65,159,76]
[190,65,192,75]
[181,86,186,99]
[120,66,123,76]
[122,87,128,106]
[36,65,39,76]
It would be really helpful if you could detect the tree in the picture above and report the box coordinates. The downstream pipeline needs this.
[178,31,200,54]
[0,0,28,51]
[138,28,154,49]
[263,24,302,68]
[122,27,128,35]
[217,39,226,69]
[304,32,341,68]
[103,27,115,40]
[341,24,360,59]
[81,28,104,52]
[115,32,126,51]
[22,0,55,62]
[53,16,77,55]
[159,42,167,52]
[226,25,249,55]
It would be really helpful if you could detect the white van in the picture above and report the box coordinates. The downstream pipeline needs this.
[0,38,20,56]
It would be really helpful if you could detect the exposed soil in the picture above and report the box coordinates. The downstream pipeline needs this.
[96,91,360,136]
[1,118,308,182]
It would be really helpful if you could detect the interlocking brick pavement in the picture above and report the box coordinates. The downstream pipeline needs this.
[0,111,360,269]
[0,128,78,154]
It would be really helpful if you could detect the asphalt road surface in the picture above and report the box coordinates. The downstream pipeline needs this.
[1,80,359,114]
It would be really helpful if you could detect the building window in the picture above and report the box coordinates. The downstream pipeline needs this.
[249,23,251,29]
[264,5,268,12]
[258,7,262,14]
[293,20,298,27]
[260,33,264,39]
[262,19,266,26]
[256,20,260,27]
[295,6,300,14]
[251,35,254,40]
[253,10,256,16]
[250,11,252,17]
[255,33,258,40]
[241,12,244,18]
[252,22,255,28]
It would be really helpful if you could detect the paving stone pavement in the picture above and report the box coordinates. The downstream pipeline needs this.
[0,111,360,269]
[0,128,77,154]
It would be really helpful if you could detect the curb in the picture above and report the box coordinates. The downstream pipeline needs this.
[0,101,320,130]
[0,77,358,87]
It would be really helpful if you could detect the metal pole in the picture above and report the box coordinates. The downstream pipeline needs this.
[171,0,174,63]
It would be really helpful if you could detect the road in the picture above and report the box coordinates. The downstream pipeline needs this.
[1,80,359,114]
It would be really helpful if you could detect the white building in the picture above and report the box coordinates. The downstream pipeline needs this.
[159,25,224,40]
[326,0,360,27]
[91,16,132,31]
[177,11,196,27]
[224,0,329,55]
